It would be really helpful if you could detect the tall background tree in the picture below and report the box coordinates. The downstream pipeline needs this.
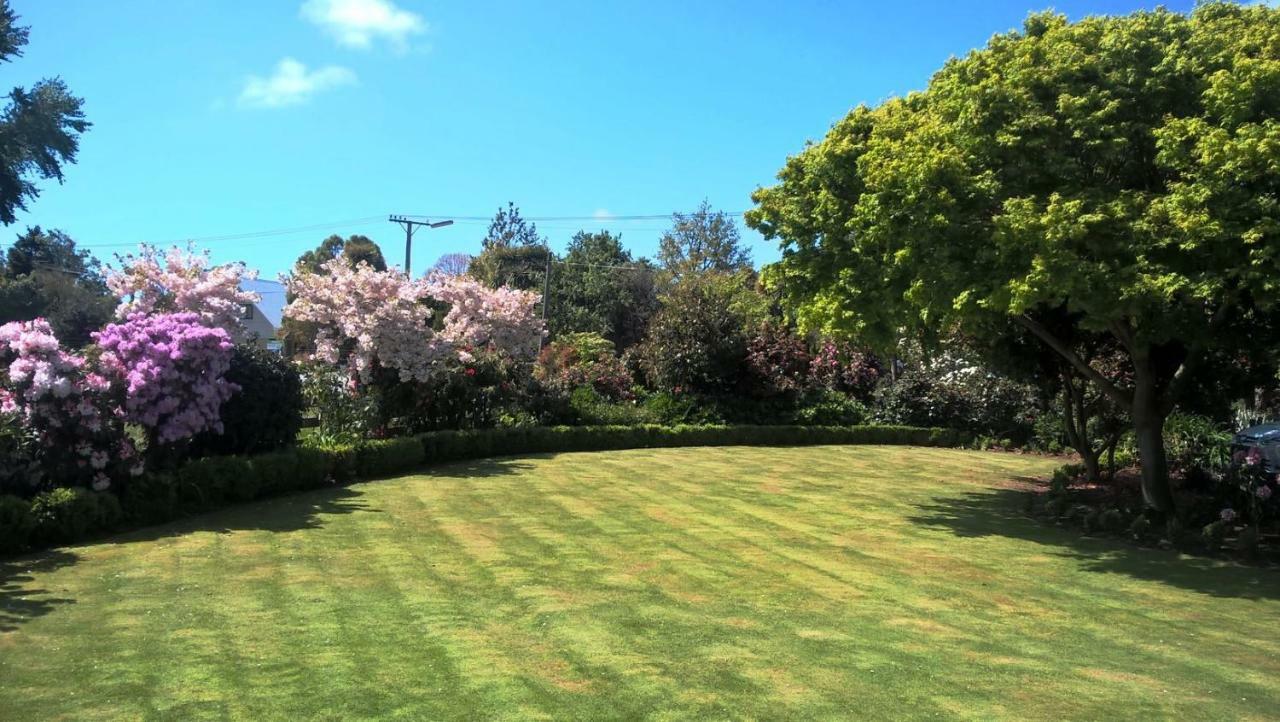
[548,230,658,350]
[470,203,550,291]
[295,234,386,274]
[0,0,90,225]
[431,252,473,277]
[658,200,751,279]
[748,3,1280,513]
[0,226,112,346]
[482,202,543,250]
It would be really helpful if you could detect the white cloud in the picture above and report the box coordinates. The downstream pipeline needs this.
[301,0,426,52]
[238,58,357,109]
[593,209,614,220]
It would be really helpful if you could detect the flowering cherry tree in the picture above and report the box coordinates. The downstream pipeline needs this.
[284,259,452,382]
[107,244,260,331]
[0,319,139,491]
[93,312,238,444]
[425,272,544,361]
[283,259,543,383]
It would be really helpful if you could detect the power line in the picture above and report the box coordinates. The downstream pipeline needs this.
[62,210,750,252]
[76,216,387,250]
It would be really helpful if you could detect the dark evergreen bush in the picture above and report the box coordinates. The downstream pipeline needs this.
[189,344,305,457]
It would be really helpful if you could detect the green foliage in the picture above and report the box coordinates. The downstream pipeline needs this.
[120,472,177,526]
[535,332,634,401]
[1163,412,1231,475]
[189,344,305,456]
[0,493,33,553]
[29,487,118,545]
[468,243,550,291]
[791,390,869,426]
[0,227,113,346]
[873,361,1038,442]
[658,200,752,279]
[354,437,425,479]
[177,456,258,509]
[303,366,381,444]
[481,202,544,250]
[637,272,767,395]
[748,3,1280,511]
[0,2,90,225]
[548,230,658,349]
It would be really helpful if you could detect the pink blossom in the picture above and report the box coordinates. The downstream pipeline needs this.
[91,473,110,491]
[93,312,237,444]
[107,243,259,332]
[1257,485,1273,501]
[1220,508,1237,523]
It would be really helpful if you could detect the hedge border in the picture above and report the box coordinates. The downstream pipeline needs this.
[1,424,968,556]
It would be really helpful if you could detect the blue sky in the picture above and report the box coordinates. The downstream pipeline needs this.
[8,0,1197,278]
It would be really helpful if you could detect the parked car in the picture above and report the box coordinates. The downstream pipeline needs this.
[1231,423,1280,472]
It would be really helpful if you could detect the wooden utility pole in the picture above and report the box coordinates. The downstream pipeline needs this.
[389,215,454,275]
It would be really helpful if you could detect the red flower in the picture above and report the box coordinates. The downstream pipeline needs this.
[464,367,477,377]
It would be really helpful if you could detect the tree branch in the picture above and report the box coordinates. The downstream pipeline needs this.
[1015,313,1133,412]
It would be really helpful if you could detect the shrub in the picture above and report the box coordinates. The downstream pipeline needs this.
[809,340,881,401]
[873,361,1038,442]
[568,386,654,426]
[302,366,383,445]
[792,390,869,426]
[177,456,258,509]
[30,487,120,545]
[355,437,425,479]
[744,324,811,397]
[251,450,301,496]
[535,333,634,400]
[642,392,706,425]
[0,494,34,553]
[636,273,757,395]
[121,472,178,526]
[189,344,305,456]
[1163,413,1231,476]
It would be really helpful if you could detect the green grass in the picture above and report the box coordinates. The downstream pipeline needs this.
[1,446,1277,720]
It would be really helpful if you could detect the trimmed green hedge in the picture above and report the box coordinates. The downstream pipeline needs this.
[0,424,967,555]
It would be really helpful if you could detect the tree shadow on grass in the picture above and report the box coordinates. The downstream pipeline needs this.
[115,484,376,546]
[0,550,78,632]
[418,455,547,481]
[908,486,1280,601]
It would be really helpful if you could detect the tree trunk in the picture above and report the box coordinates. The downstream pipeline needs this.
[1131,369,1175,514]
[1079,448,1102,484]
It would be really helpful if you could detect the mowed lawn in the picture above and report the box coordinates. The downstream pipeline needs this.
[1,447,1278,720]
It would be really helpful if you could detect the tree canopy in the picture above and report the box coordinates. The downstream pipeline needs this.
[0,0,90,225]
[482,202,544,250]
[658,200,752,279]
[294,234,387,275]
[549,230,658,350]
[747,2,1280,512]
[0,226,112,346]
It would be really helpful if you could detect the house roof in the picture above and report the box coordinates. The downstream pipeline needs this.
[241,277,286,328]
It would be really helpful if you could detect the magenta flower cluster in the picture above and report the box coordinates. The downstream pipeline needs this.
[93,312,238,444]
[0,319,140,490]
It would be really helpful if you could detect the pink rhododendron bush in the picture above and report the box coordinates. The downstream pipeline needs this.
[93,312,238,445]
[0,312,237,495]
[107,243,259,331]
[0,319,138,492]
[283,260,543,382]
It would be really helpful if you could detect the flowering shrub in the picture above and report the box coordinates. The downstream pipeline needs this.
[93,312,237,445]
[107,244,260,331]
[535,332,633,400]
[283,259,450,383]
[426,272,544,360]
[0,318,136,492]
[810,340,881,401]
[283,260,544,386]
[744,324,811,397]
